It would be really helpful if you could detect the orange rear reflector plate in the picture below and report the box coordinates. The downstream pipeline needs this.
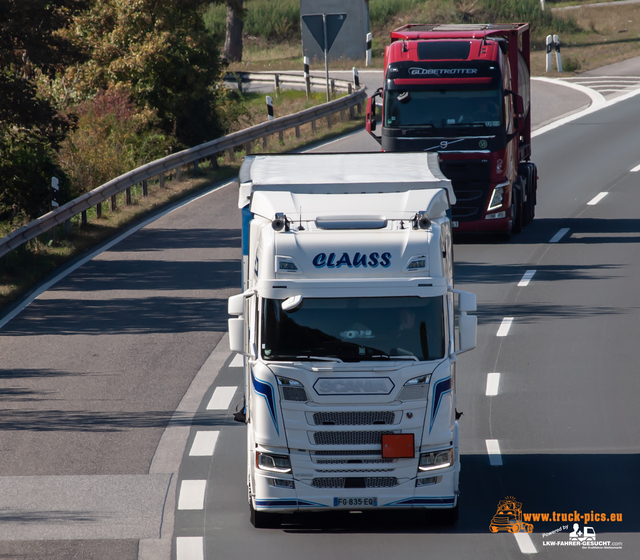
[382,433,415,458]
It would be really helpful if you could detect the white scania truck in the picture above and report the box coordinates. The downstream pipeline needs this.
[228,152,477,528]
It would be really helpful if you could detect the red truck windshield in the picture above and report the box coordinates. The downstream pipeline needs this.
[384,88,503,130]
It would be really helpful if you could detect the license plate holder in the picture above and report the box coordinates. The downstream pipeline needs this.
[333,497,377,507]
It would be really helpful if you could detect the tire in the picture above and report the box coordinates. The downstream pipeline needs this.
[439,503,459,525]
[519,163,536,226]
[511,183,523,235]
[250,502,282,529]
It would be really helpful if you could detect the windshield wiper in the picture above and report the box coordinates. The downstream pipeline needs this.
[264,354,342,362]
[297,355,343,363]
[371,354,419,361]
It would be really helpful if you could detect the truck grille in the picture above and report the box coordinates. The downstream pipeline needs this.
[312,411,396,426]
[311,477,399,489]
[316,468,395,473]
[316,458,395,465]
[313,431,394,446]
[439,159,491,223]
[313,450,381,456]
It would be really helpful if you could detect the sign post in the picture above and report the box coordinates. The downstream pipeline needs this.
[302,13,347,102]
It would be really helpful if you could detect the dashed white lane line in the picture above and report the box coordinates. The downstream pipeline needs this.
[631,163,640,172]
[178,480,207,510]
[176,536,204,560]
[514,532,538,554]
[485,440,503,466]
[189,431,220,457]
[549,228,570,243]
[587,192,608,205]
[518,270,536,287]
[486,373,500,396]
[497,317,514,337]
[229,354,243,367]
[206,386,237,410]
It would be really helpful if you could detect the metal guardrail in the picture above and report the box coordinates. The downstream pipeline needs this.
[224,71,353,94]
[0,81,366,259]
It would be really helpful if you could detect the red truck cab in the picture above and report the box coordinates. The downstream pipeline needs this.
[367,24,537,236]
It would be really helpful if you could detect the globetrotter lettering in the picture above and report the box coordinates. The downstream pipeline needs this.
[409,67,478,76]
[313,252,392,269]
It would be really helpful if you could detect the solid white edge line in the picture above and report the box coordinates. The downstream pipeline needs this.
[176,536,204,560]
[189,431,220,457]
[206,386,237,410]
[486,373,500,396]
[485,439,503,466]
[587,192,608,205]
[549,228,570,243]
[532,76,640,138]
[514,532,538,554]
[631,163,640,172]
[229,354,243,367]
[177,480,207,510]
[518,270,536,287]
[0,180,235,332]
[496,317,514,337]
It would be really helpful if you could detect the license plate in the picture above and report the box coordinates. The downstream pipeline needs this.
[452,221,459,228]
[333,497,377,507]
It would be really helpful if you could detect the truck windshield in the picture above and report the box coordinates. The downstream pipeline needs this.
[385,88,503,129]
[262,296,445,362]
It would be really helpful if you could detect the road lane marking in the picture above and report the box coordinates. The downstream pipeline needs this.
[631,163,640,172]
[514,532,537,554]
[229,354,243,367]
[549,228,570,243]
[486,373,500,396]
[178,480,207,510]
[518,270,536,287]
[587,192,608,205]
[486,440,503,466]
[206,386,237,410]
[497,317,514,337]
[189,431,220,457]
[176,536,204,560]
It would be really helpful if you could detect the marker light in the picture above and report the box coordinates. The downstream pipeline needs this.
[404,255,428,272]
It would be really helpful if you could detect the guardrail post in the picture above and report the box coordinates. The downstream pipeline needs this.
[142,179,148,196]
[245,141,252,155]
[262,136,268,150]
[348,84,355,119]
[96,201,102,218]
[304,56,310,99]
[126,186,132,205]
[340,108,345,122]
[211,154,218,169]
[227,148,234,161]
[278,130,284,143]
[176,166,182,182]
[554,35,563,72]
[327,114,332,130]
[110,194,117,211]
[274,74,280,97]
[160,172,165,188]
[312,119,316,133]
[65,219,71,234]
[295,126,300,138]
[330,79,336,96]
[366,32,372,67]
[81,210,87,226]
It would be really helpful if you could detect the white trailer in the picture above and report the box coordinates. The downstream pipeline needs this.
[228,152,477,528]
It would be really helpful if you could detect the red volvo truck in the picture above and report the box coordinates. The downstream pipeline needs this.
[366,23,537,237]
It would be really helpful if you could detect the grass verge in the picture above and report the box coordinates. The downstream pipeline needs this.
[0,89,365,314]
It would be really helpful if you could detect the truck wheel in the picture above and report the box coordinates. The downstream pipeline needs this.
[250,502,282,529]
[439,503,459,525]
[511,185,523,234]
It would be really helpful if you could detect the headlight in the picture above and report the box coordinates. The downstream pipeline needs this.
[398,374,431,401]
[418,448,453,471]
[487,182,509,211]
[276,376,309,402]
[256,452,292,473]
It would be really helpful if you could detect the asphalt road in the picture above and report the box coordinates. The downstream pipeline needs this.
[2,68,640,559]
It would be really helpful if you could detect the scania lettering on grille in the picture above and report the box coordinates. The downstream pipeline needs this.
[312,252,391,269]
[314,377,395,395]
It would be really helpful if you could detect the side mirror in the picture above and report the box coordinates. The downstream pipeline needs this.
[229,293,245,316]
[457,312,477,354]
[228,317,245,353]
[366,88,383,144]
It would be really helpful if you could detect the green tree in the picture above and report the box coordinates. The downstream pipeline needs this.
[0,0,85,220]
[67,0,226,147]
